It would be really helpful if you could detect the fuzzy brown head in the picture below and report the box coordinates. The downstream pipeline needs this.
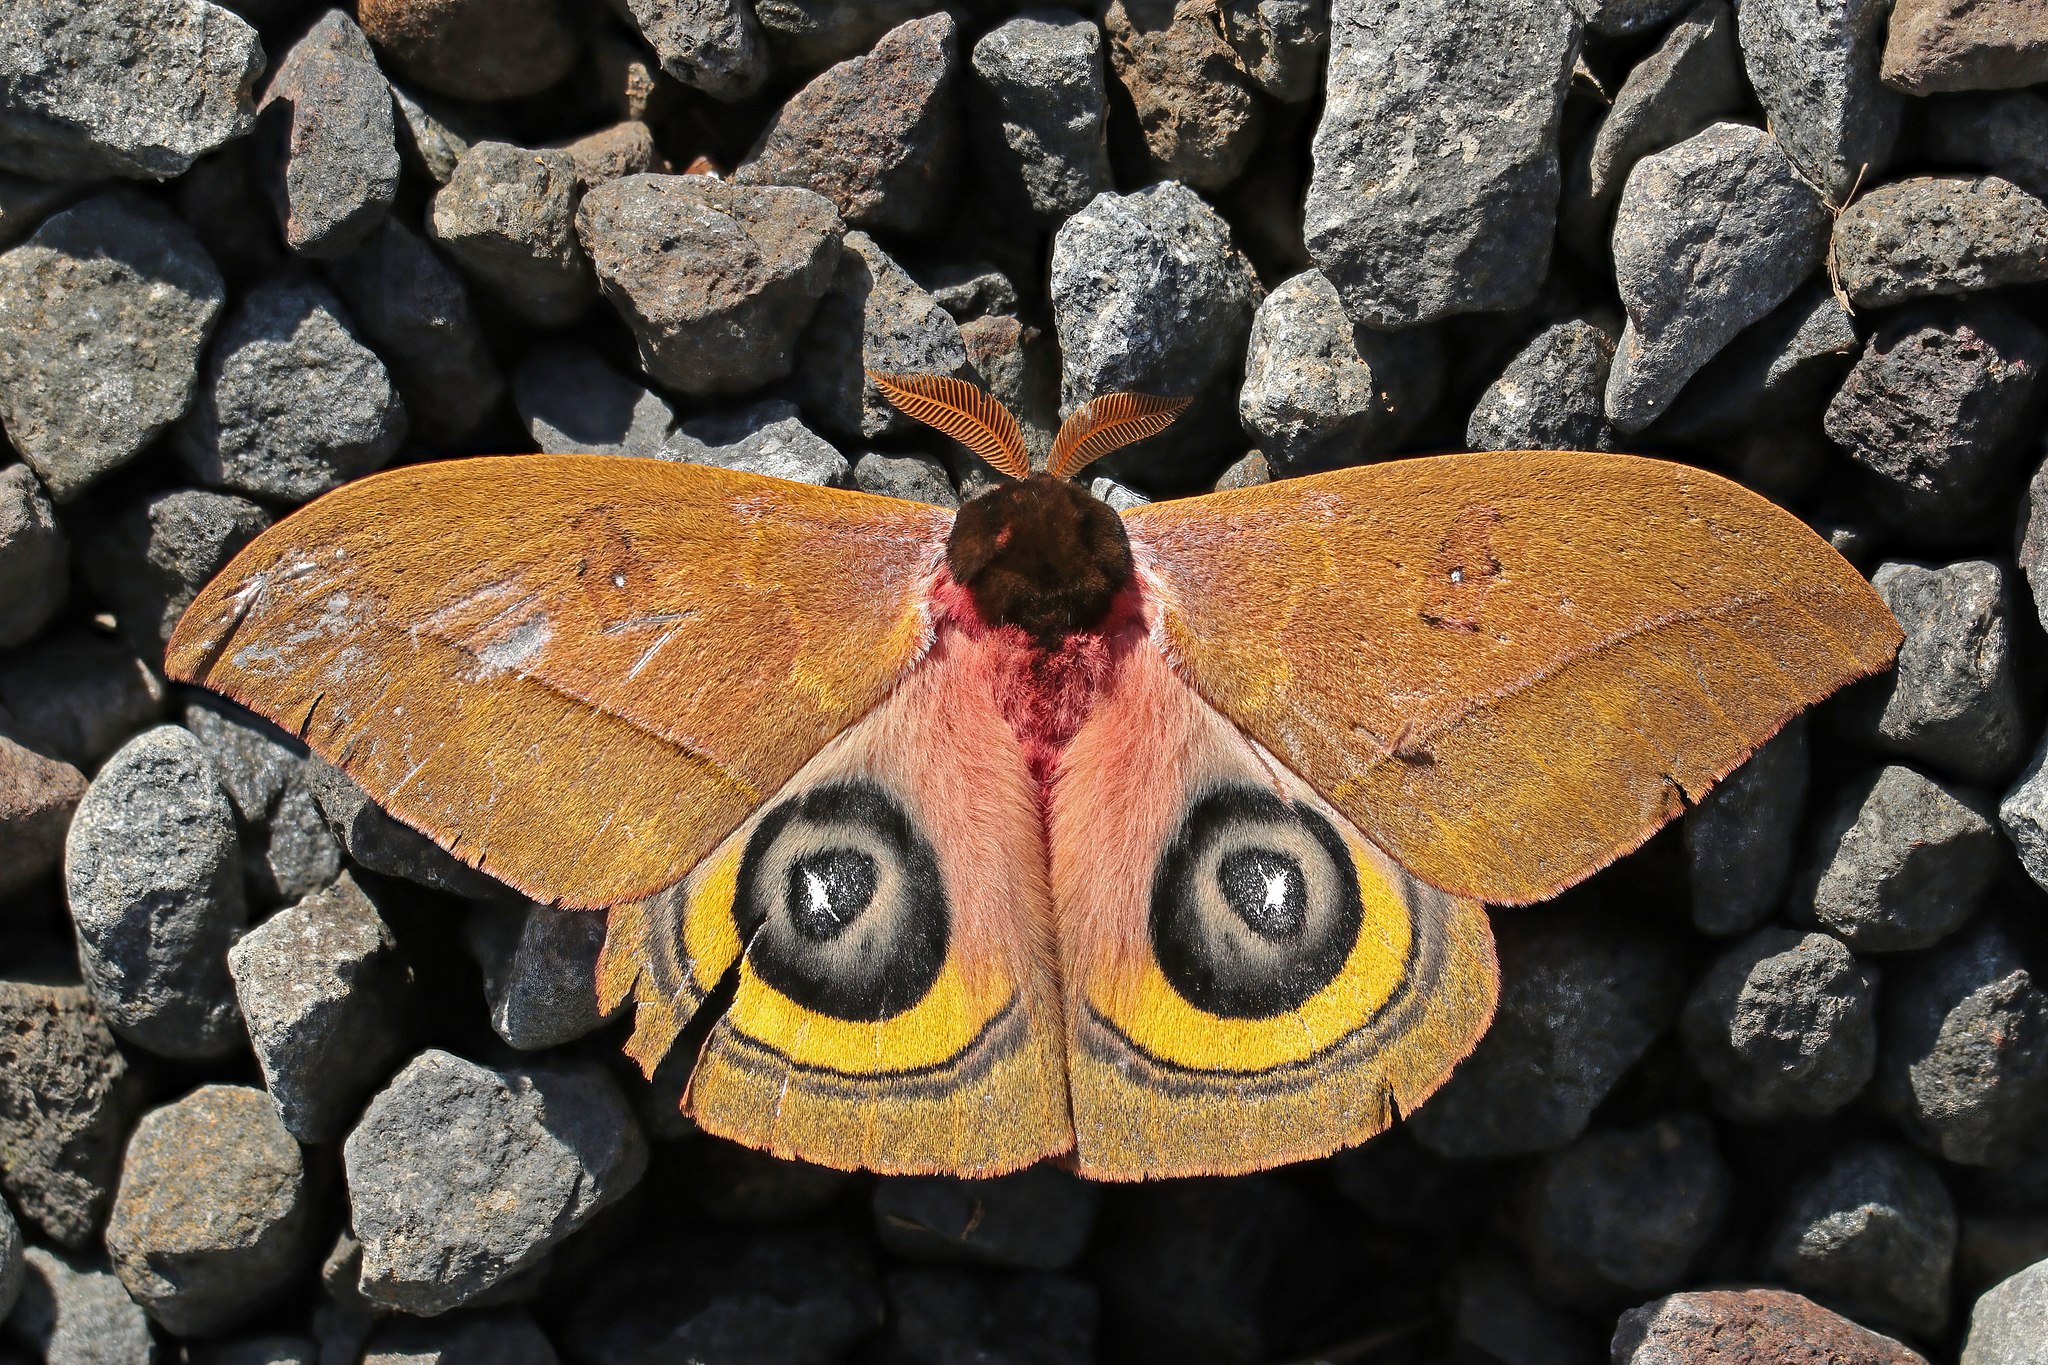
[947,475,1133,643]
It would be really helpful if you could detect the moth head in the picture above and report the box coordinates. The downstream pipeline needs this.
[867,372,1190,643]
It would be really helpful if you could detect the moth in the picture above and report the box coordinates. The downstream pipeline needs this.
[167,373,1901,1180]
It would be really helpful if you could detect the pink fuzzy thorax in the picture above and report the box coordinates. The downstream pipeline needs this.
[928,574,1147,793]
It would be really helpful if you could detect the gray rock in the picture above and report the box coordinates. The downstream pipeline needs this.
[180,275,408,503]
[923,264,1019,323]
[885,1269,1096,1365]
[187,1337,317,1365]
[614,0,766,100]
[229,873,414,1143]
[664,400,852,487]
[0,1200,19,1324]
[5,1247,159,1365]
[0,463,65,647]
[1612,1288,1931,1364]
[1102,0,1264,191]
[872,1165,1100,1270]
[1880,922,2048,1168]
[357,0,577,103]
[0,0,263,181]
[464,900,613,1051]
[0,192,226,501]
[1681,928,1879,1120]
[577,174,844,397]
[1562,0,1747,249]
[1466,316,1618,453]
[2001,731,2048,894]
[390,83,472,186]
[792,229,969,442]
[958,311,1057,475]
[1571,0,1693,34]
[512,344,677,458]
[1766,1142,1957,1337]
[753,0,927,72]
[0,633,166,768]
[182,694,342,907]
[1922,91,2048,201]
[1303,0,1577,329]
[64,724,246,1059]
[1214,450,1271,491]
[1407,905,1688,1157]
[430,142,593,328]
[1050,181,1262,488]
[1653,282,1861,443]
[1737,0,1902,200]
[80,488,270,655]
[106,1084,313,1337]
[304,757,507,900]
[1801,764,1999,953]
[346,1050,646,1316]
[1222,0,1329,101]
[1685,721,1810,936]
[554,120,669,190]
[1963,1258,2048,1365]
[1090,475,1150,512]
[969,12,1112,224]
[0,174,79,250]
[324,217,505,446]
[255,10,399,258]
[1239,268,1442,473]
[1882,0,2048,96]
[1517,1114,1729,1306]
[0,979,137,1248]
[0,729,84,898]
[852,451,958,507]
[735,14,960,237]
[1835,177,2048,309]
[361,1312,560,1365]
[1825,303,2047,538]
[1605,123,1832,433]
[1859,561,2027,783]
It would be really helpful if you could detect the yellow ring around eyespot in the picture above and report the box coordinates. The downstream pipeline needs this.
[1086,832,1414,1072]
[681,841,744,994]
[726,958,1010,1078]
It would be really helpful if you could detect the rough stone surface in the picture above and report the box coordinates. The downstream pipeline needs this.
[1883,0,2048,95]
[181,695,341,907]
[1737,0,1902,199]
[1103,0,1264,191]
[0,633,166,768]
[1303,0,1578,329]
[1612,1288,1931,1364]
[389,82,472,186]
[556,120,668,190]
[2001,731,2048,894]
[1766,1141,1957,1337]
[0,463,64,648]
[1518,1115,1729,1306]
[1573,0,1692,35]
[64,724,247,1060]
[969,12,1112,224]
[255,10,399,259]
[1681,928,1878,1119]
[464,900,612,1051]
[1835,176,2048,309]
[664,401,852,488]
[1239,268,1442,473]
[753,0,928,71]
[885,1269,1096,1365]
[430,142,593,328]
[229,874,414,1143]
[106,1084,313,1337]
[1654,282,1862,443]
[578,174,843,396]
[1879,922,2048,1168]
[1857,560,2025,782]
[6,1246,160,1365]
[735,14,961,237]
[615,0,766,100]
[1922,92,2048,201]
[513,344,676,458]
[1407,906,1687,1157]
[1605,123,1832,433]
[792,229,969,442]
[1223,0,1329,101]
[0,192,226,501]
[345,1050,647,1317]
[852,450,958,507]
[873,1165,1100,1270]
[1466,316,1617,453]
[1800,763,1998,953]
[0,0,264,181]
[323,217,504,446]
[79,488,270,655]
[1684,721,1809,936]
[1050,181,1262,488]
[0,979,137,1248]
[0,1200,18,1324]
[179,275,408,503]
[1963,1258,2048,1365]
[304,758,504,900]
[0,730,83,898]
[358,0,577,102]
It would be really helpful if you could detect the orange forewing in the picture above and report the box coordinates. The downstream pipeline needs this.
[166,455,951,908]
[1125,450,1903,907]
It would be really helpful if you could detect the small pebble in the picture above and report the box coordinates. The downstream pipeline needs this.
[463,900,613,1051]
[1680,928,1878,1120]
[0,730,85,897]
[229,873,414,1144]
[1799,763,1999,952]
[1766,1141,1957,1337]
[613,0,766,100]
[79,488,270,655]
[1882,0,2048,95]
[5,1246,159,1365]
[345,1050,647,1316]
[255,10,400,258]
[0,979,136,1248]
[1857,560,2025,782]
[1612,1287,1930,1364]
[873,1165,1100,1270]
[1684,721,1809,936]
[577,174,844,396]
[969,13,1113,224]
[357,0,578,102]
[1834,176,2048,309]
[1466,316,1617,453]
[513,343,677,458]
[430,142,594,328]
[178,274,408,504]
[735,14,961,237]
[1102,0,1264,191]
[105,1084,314,1337]
[885,1269,1096,1365]
[664,401,852,488]
[1962,1257,2048,1365]
[0,191,226,501]
[0,633,166,768]
[792,229,969,442]
[0,464,65,648]
[1736,0,1902,199]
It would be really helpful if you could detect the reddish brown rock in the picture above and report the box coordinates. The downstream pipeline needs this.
[1103,0,1265,191]
[1883,0,2048,94]
[0,730,84,896]
[1611,1288,1930,1363]
[0,979,139,1248]
[556,121,670,190]
[357,0,579,101]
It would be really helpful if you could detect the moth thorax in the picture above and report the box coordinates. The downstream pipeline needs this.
[946,474,1134,644]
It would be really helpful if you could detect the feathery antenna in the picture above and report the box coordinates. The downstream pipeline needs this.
[1047,392,1191,479]
[866,371,1031,480]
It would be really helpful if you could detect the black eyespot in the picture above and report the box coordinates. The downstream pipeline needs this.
[734,781,948,1022]
[1150,788,1364,1019]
